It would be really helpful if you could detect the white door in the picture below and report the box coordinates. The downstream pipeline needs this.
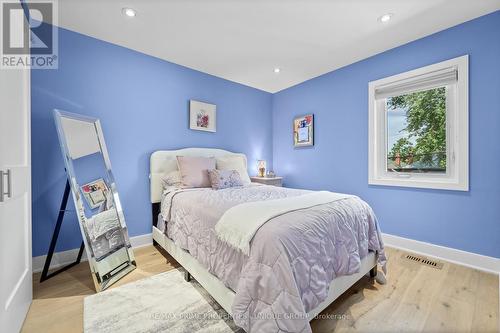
[0,53,32,332]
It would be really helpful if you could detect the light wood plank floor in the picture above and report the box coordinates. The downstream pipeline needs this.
[22,246,498,333]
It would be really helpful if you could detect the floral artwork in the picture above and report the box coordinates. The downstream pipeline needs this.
[190,100,216,132]
[196,111,209,128]
[293,114,314,147]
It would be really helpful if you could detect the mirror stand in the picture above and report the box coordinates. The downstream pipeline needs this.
[51,109,137,292]
[40,179,85,282]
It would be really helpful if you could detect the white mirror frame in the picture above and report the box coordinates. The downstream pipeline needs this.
[53,109,136,291]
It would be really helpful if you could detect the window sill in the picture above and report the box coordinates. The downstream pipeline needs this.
[369,177,468,191]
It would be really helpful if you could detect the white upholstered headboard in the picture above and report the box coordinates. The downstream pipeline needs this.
[149,147,247,203]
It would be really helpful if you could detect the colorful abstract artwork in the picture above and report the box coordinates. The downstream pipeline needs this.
[293,114,314,147]
[189,100,216,132]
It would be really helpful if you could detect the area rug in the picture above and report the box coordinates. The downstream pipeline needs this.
[84,269,242,333]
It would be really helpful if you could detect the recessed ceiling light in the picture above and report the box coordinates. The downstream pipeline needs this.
[122,7,136,17]
[378,13,393,23]
[274,68,281,73]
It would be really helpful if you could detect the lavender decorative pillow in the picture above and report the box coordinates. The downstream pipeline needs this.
[208,169,243,190]
[177,156,216,188]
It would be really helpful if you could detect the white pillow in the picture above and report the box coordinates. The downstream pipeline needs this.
[161,170,182,188]
[216,156,251,185]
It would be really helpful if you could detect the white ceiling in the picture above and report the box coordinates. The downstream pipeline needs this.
[57,0,500,93]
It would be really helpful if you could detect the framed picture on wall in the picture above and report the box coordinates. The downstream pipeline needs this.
[293,114,314,147]
[189,100,216,132]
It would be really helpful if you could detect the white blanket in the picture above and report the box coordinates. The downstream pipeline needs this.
[86,209,121,241]
[215,191,353,255]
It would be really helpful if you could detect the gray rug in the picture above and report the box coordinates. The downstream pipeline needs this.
[84,269,242,333]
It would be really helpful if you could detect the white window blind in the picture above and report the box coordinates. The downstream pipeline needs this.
[374,66,458,99]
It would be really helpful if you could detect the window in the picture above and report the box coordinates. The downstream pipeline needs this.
[369,56,468,191]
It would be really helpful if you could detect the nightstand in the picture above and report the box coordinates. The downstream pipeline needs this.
[250,176,283,187]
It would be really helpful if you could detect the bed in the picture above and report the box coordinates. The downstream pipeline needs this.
[150,148,386,333]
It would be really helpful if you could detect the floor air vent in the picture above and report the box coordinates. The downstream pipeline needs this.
[402,253,444,270]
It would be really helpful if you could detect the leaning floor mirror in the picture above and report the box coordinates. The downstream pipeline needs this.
[53,109,136,291]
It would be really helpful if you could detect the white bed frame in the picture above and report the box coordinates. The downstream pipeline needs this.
[150,148,377,320]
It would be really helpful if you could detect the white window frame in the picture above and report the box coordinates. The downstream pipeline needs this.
[368,55,468,191]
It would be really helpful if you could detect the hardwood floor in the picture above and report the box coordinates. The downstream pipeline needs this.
[23,246,178,333]
[22,246,498,333]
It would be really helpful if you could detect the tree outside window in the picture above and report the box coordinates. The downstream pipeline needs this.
[386,87,446,173]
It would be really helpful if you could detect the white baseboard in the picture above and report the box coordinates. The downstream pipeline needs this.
[32,233,153,273]
[34,232,499,275]
[129,233,154,248]
[382,233,500,275]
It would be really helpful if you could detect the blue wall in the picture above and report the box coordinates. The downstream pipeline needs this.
[32,12,500,259]
[31,27,273,256]
[272,11,500,258]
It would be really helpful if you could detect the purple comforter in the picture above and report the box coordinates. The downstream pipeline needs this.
[160,184,386,332]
